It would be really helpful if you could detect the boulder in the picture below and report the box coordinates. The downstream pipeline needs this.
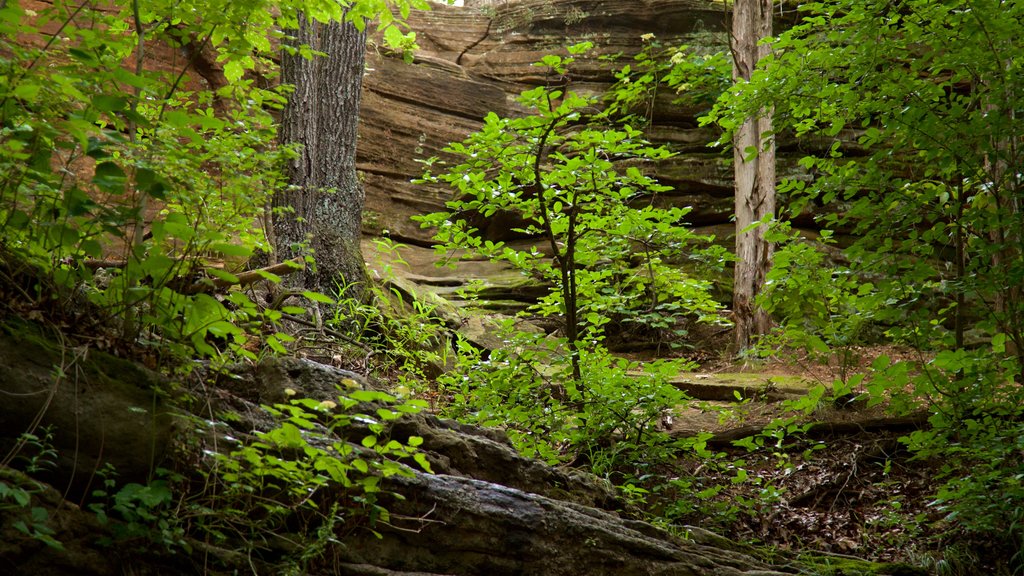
[340,473,794,576]
[0,320,174,502]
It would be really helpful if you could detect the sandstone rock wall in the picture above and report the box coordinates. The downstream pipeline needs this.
[22,0,790,250]
[357,0,738,245]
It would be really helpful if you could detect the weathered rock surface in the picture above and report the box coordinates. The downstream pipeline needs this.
[341,473,793,576]
[356,0,847,317]
[358,0,737,246]
[223,356,619,509]
[0,320,174,502]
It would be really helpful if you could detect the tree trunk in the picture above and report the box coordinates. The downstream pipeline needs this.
[274,13,369,301]
[731,0,775,352]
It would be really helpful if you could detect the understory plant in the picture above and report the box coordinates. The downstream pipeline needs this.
[196,387,431,563]
[894,348,1024,559]
[0,429,62,550]
[0,0,428,364]
[413,43,737,521]
[755,222,888,398]
[416,42,724,385]
[706,0,1024,561]
[334,237,458,389]
[440,324,692,472]
[0,0,441,568]
[0,1,302,364]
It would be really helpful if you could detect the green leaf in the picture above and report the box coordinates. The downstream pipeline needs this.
[134,167,167,199]
[111,68,151,90]
[92,162,127,194]
[382,25,404,49]
[210,243,253,258]
[5,210,29,229]
[13,83,41,102]
[223,59,245,83]
[266,334,287,354]
[350,390,392,403]
[206,268,240,284]
[68,48,97,64]
[92,95,128,112]
[80,239,103,258]
[252,270,281,283]
[302,291,335,304]
[992,332,1006,354]
[266,422,304,449]
[85,137,110,160]
[136,481,172,508]
[160,213,195,242]
[805,334,830,355]
[63,187,96,216]
[376,408,399,421]
[413,453,432,473]
[567,41,593,55]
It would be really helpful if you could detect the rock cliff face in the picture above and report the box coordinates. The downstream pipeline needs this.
[25,0,810,254]
[357,0,737,245]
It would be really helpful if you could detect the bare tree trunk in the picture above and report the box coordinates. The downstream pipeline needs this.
[731,0,775,352]
[985,141,1022,366]
[274,13,369,302]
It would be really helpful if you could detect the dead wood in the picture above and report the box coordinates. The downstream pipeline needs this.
[688,413,932,447]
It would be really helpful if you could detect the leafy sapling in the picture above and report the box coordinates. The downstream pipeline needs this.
[416,42,722,389]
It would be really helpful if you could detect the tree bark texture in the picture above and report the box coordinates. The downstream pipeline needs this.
[731,0,775,352]
[274,13,369,299]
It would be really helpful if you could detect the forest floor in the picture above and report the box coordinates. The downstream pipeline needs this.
[656,343,969,571]
[366,242,984,572]
[370,240,1024,572]
[0,258,986,573]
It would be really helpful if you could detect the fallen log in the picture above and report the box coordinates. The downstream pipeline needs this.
[184,258,305,294]
[81,257,305,294]
[683,414,932,447]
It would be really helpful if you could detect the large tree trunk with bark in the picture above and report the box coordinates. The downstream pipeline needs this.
[731,0,775,352]
[274,14,369,301]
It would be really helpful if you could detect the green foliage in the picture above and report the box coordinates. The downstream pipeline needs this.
[603,34,730,129]
[203,388,430,551]
[439,322,693,475]
[707,0,1024,358]
[0,477,63,551]
[707,0,1024,548]
[338,238,457,388]
[0,0,441,568]
[0,1,298,363]
[416,43,738,526]
[0,0,435,365]
[894,347,1024,547]
[0,428,62,550]
[756,222,885,390]
[88,465,187,552]
[417,44,724,382]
